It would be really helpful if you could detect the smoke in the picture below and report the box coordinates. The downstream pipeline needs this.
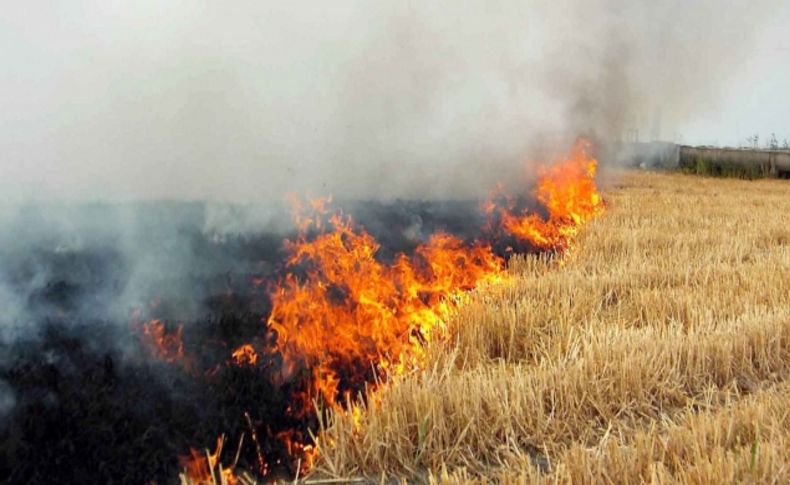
[0,201,284,346]
[0,379,15,426]
[545,0,783,143]
[0,0,783,204]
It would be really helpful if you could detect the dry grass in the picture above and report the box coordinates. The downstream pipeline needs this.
[315,171,790,483]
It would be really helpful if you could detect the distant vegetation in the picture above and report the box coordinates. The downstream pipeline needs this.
[679,144,790,179]
[742,132,790,151]
[683,154,769,179]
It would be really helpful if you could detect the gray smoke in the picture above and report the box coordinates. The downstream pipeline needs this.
[0,379,15,426]
[1,1,784,204]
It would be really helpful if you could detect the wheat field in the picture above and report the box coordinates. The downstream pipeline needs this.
[314,170,790,484]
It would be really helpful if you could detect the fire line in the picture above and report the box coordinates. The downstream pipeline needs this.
[137,138,603,483]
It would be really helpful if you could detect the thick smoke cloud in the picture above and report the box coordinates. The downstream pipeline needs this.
[0,1,783,203]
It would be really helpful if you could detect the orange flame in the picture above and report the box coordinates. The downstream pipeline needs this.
[145,138,603,478]
[494,139,603,250]
[264,139,602,471]
[267,216,504,411]
[231,344,258,366]
[140,319,192,370]
[180,435,238,485]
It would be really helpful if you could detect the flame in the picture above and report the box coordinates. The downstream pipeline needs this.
[275,430,319,472]
[140,319,191,370]
[231,344,258,366]
[264,139,602,470]
[140,138,603,479]
[267,216,504,413]
[494,139,604,250]
[180,435,238,485]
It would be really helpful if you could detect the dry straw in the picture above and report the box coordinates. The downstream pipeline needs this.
[182,171,790,484]
[317,171,790,484]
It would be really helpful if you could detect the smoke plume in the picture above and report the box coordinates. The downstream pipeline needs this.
[0,0,782,203]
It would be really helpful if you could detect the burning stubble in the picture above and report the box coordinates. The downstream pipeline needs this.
[1,140,602,482]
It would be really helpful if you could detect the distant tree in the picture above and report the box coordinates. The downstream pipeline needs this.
[753,134,759,149]
[783,138,790,150]
[769,133,779,150]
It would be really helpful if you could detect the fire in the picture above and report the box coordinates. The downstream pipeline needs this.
[274,430,319,473]
[140,319,191,370]
[145,138,603,482]
[266,216,504,412]
[232,344,258,366]
[180,435,238,485]
[492,139,604,250]
[265,139,602,469]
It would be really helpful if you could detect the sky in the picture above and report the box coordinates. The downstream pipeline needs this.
[1,1,788,202]
[679,11,790,147]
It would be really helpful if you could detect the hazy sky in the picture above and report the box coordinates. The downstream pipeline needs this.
[1,1,788,202]
[679,11,790,147]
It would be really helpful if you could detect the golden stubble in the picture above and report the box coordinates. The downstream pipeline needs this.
[316,171,790,484]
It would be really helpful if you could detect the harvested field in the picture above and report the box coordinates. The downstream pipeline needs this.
[312,171,790,483]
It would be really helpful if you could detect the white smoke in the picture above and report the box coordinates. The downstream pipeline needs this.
[0,0,785,203]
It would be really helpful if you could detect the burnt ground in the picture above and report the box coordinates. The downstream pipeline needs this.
[0,199,542,484]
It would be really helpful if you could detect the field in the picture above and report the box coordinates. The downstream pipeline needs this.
[309,171,790,483]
